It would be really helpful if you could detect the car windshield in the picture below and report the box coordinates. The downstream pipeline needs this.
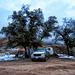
[35,48,46,52]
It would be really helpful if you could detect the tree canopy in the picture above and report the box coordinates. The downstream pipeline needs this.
[1,4,75,57]
[54,18,75,55]
[1,4,57,57]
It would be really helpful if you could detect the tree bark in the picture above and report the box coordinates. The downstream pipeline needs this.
[28,47,31,58]
[24,46,27,58]
[66,44,70,56]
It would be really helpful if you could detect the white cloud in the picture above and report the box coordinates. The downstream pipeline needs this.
[0,0,30,11]
[65,1,75,18]
[0,0,75,39]
[0,0,75,28]
[29,0,75,21]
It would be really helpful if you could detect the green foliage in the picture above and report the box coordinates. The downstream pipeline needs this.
[39,16,58,40]
[1,4,75,57]
[54,18,75,55]
[1,5,58,53]
[69,49,75,56]
[1,5,44,49]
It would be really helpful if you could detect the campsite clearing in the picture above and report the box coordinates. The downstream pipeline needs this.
[0,56,75,75]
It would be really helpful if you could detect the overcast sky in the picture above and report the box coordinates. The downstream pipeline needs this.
[0,0,75,39]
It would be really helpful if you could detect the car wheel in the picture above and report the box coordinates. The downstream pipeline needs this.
[43,58,46,62]
[43,56,47,62]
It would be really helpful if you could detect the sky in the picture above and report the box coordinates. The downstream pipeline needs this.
[0,0,75,40]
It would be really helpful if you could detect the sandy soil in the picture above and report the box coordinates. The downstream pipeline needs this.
[0,56,75,75]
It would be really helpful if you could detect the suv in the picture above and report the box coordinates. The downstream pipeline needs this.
[31,48,50,61]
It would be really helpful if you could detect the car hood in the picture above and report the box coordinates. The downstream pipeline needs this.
[33,52,45,54]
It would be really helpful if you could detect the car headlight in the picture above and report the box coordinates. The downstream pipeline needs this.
[42,54,45,56]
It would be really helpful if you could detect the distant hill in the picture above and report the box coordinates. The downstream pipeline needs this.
[0,37,67,54]
[0,37,8,47]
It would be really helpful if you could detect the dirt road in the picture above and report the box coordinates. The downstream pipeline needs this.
[0,56,75,75]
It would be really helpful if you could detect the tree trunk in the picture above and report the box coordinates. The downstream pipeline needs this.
[28,47,31,58]
[66,44,70,56]
[24,46,27,58]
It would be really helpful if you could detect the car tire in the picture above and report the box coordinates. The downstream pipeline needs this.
[43,58,46,62]
[43,56,47,62]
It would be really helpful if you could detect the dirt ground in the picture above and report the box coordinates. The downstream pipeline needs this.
[0,56,75,75]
